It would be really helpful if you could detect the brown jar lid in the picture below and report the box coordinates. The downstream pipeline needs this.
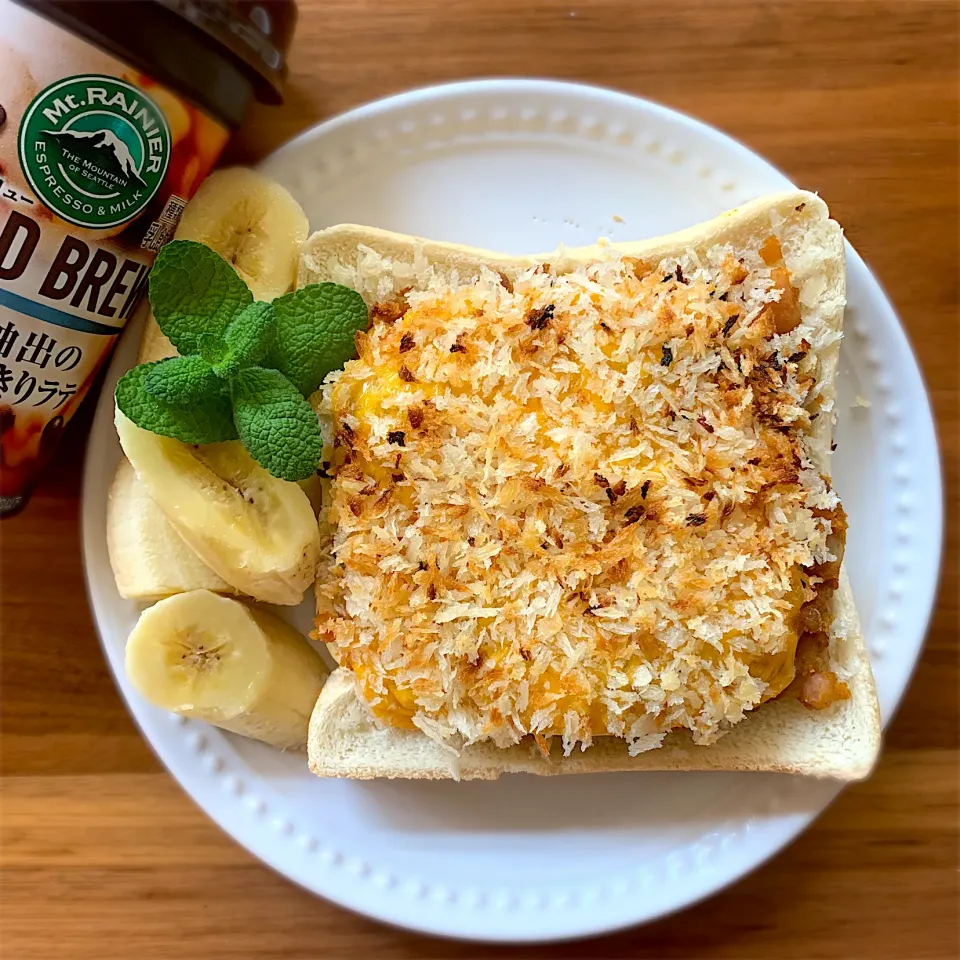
[13,0,298,125]
[155,0,298,105]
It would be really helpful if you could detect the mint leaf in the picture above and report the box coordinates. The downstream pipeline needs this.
[116,363,237,444]
[144,355,226,406]
[268,283,369,396]
[213,301,275,379]
[230,367,322,481]
[149,240,251,360]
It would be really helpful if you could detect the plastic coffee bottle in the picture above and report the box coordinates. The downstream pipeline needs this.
[0,0,297,516]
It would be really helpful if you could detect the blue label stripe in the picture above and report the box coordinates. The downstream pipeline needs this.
[0,286,121,336]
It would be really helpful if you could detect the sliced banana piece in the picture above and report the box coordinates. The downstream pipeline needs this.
[116,411,320,605]
[175,166,309,300]
[137,166,309,364]
[107,459,238,600]
[108,452,326,602]
[125,590,329,750]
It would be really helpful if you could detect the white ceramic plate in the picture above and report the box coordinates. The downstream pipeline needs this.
[81,80,942,942]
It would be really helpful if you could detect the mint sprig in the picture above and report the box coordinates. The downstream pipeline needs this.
[115,240,369,482]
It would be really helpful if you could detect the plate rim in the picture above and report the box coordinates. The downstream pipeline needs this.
[80,77,944,943]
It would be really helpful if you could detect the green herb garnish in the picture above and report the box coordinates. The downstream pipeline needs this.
[115,240,368,482]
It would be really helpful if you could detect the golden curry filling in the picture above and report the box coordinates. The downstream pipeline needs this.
[315,236,849,756]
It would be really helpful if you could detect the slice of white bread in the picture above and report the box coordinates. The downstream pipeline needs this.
[303,191,881,781]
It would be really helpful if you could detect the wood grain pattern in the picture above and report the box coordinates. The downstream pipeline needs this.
[2,1,957,957]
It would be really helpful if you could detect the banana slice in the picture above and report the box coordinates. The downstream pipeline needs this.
[137,167,309,364]
[125,590,329,750]
[116,411,320,605]
[175,166,308,300]
[107,459,238,601]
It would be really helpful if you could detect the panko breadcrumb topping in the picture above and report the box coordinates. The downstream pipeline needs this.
[315,234,847,756]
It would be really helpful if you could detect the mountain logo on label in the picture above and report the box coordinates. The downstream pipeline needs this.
[41,128,151,189]
[19,75,171,230]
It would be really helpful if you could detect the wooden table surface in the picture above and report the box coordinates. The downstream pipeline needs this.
[2,1,957,957]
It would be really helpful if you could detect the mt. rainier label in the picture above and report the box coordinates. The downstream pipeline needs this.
[18,75,170,229]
